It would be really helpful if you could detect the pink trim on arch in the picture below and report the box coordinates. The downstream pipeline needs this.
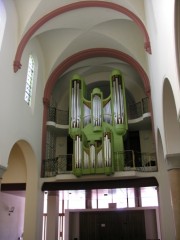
[41,48,151,161]
[44,48,150,98]
[13,1,151,72]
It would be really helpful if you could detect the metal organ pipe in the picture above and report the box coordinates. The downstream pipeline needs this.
[113,81,117,124]
[98,95,101,126]
[75,136,82,168]
[97,150,103,167]
[71,80,81,128]
[113,77,124,124]
[77,81,81,127]
[71,84,74,127]
[93,95,97,126]
[103,101,111,124]
[104,134,111,167]
[84,151,89,168]
[79,135,82,166]
[75,136,77,167]
[90,145,95,168]
[93,95,101,127]
[115,77,121,124]
[120,84,124,123]
[108,137,111,166]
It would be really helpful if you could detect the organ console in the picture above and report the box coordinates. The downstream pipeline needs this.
[69,70,128,176]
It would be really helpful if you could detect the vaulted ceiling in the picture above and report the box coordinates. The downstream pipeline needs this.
[13,0,151,104]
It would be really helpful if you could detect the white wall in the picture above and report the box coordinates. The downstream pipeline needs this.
[139,130,155,153]
[0,192,25,240]
[144,0,180,154]
[0,1,45,168]
[144,1,178,239]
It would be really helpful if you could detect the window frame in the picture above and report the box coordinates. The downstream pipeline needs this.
[24,54,35,106]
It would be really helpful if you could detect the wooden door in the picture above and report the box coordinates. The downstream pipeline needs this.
[79,210,146,240]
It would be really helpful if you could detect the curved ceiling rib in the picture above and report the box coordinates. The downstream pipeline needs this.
[13,1,151,73]
[43,48,150,102]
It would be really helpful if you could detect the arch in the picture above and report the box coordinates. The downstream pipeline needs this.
[1,140,39,239]
[2,140,38,183]
[2,142,27,183]
[16,140,38,174]
[13,1,151,72]
[13,140,40,239]
[41,48,151,160]
[163,78,180,156]
[44,48,150,99]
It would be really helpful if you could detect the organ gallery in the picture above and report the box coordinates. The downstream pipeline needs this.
[69,70,128,176]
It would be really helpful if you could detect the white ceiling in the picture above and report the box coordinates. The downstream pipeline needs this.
[13,0,149,102]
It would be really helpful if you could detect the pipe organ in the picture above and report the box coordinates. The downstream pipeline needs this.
[69,70,128,176]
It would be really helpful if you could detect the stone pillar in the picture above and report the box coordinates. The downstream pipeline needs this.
[85,190,92,209]
[168,168,180,240]
[134,187,141,207]
[46,191,59,240]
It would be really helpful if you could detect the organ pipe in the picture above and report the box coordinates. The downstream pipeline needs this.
[69,70,127,176]
[112,76,124,125]
[92,93,102,127]
[71,80,81,128]
[104,134,111,167]
[75,136,82,168]
[90,144,95,168]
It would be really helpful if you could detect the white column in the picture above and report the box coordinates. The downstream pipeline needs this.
[46,191,59,240]
[168,168,180,240]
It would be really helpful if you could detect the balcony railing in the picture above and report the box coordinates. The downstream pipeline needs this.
[42,155,72,177]
[42,150,157,177]
[127,97,149,120]
[47,108,69,125]
[47,97,150,125]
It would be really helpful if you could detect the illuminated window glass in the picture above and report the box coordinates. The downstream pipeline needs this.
[63,190,85,210]
[141,186,158,207]
[0,1,6,50]
[97,189,111,209]
[24,55,35,106]
[91,188,135,209]
[43,191,48,214]
[115,188,135,208]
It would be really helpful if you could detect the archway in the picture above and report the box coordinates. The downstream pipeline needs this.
[41,48,151,161]
[1,140,43,240]
[163,78,180,239]
[163,78,180,157]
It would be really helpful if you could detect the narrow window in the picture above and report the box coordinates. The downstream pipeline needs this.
[0,0,6,50]
[24,55,35,106]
